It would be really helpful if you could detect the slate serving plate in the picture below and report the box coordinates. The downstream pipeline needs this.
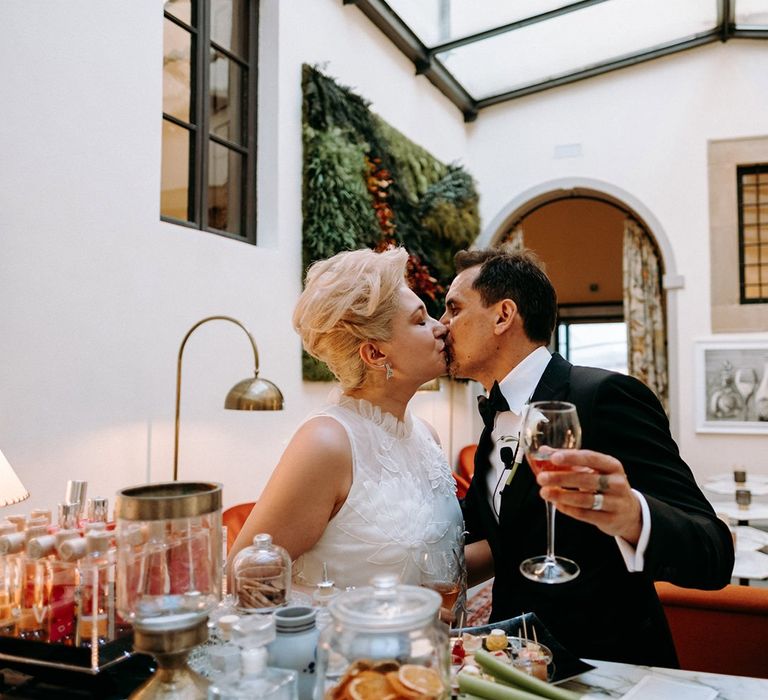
[454,611,596,684]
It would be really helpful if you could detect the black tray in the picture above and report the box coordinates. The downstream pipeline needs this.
[454,612,595,684]
[0,633,134,675]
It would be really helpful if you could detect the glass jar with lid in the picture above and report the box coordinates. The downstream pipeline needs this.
[114,481,223,700]
[231,533,291,613]
[315,574,449,700]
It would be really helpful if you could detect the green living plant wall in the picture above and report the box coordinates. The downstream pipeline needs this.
[302,64,480,380]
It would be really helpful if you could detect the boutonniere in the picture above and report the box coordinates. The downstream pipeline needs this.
[495,411,521,443]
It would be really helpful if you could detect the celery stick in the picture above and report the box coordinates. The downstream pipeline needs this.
[458,672,556,699]
[473,649,582,700]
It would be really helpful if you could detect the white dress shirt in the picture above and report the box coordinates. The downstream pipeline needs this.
[483,346,650,572]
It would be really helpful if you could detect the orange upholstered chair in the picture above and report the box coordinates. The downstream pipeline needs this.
[655,582,768,678]
[223,502,256,553]
[453,444,477,499]
[453,471,471,499]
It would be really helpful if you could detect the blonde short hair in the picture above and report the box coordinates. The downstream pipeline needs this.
[293,247,409,390]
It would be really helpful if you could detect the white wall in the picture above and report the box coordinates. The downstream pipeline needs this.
[2,1,765,521]
[0,0,475,516]
[466,40,768,481]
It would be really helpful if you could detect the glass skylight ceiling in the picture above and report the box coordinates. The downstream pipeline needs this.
[349,0,768,120]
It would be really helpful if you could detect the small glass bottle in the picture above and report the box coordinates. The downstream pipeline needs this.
[312,563,340,631]
[65,480,88,524]
[0,521,18,634]
[57,502,79,532]
[86,497,109,523]
[231,533,291,613]
[6,514,26,532]
[209,614,297,700]
[29,509,52,526]
[47,529,81,644]
[79,531,113,647]
[15,524,50,641]
[206,615,243,687]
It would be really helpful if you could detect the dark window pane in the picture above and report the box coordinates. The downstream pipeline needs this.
[208,141,243,235]
[745,285,761,299]
[743,184,757,205]
[161,119,192,221]
[163,18,192,122]
[165,0,193,26]
[211,0,247,56]
[209,50,244,144]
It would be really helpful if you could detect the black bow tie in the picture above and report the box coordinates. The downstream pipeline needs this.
[477,381,510,431]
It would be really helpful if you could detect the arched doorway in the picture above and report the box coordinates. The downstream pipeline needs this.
[480,182,679,414]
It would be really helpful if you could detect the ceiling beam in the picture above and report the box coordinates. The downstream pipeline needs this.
[428,0,610,55]
[475,31,721,109]
[343,0,478,121]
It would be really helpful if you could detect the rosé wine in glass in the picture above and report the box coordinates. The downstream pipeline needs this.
[519,401,582,584]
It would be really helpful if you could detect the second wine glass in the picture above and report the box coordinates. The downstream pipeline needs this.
[420,547,463,624]
[519,401,582,584]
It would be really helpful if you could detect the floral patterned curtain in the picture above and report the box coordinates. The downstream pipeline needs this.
[623,219,669,411]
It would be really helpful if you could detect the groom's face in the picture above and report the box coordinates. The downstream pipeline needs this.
[439,265,497,381]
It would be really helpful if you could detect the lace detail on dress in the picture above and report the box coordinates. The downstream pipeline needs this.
[292,391,463,589]
[336,393,413,438]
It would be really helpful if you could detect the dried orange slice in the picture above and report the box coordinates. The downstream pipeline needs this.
[385,671,423,698]
[398,665,443,696]
[348,673,394,700]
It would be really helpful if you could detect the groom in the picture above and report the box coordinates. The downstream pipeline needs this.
[441,247,733,667]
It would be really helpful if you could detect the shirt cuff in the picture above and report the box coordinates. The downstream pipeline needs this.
[614,489,651,572]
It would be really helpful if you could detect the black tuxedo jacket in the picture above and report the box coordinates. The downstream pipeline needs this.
[463,353,734,667]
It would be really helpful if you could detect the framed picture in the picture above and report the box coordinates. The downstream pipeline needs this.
[695,339,768,433]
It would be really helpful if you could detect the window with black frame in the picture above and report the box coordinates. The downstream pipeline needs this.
[737,164,768,304]
[161,0,258,243]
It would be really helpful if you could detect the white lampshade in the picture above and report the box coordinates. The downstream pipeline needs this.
[0,449,29,507]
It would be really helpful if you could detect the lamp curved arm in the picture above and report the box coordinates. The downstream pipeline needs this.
[174,316,261,481]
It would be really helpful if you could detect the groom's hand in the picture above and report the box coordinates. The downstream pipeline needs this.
[535,449,642,545]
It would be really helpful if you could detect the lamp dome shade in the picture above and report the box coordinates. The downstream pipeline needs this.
[225,375,284,410]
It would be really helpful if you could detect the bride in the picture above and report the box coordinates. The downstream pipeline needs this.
[228,247,464,590]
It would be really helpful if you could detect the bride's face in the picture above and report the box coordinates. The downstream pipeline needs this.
[381,286,447,383]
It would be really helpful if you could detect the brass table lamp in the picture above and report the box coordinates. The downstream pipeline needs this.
[173,315,284,481]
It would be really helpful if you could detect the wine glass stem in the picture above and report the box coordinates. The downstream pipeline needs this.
[545,501,557,562]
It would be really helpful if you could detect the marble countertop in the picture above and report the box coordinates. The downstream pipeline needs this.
[561,659,768,699]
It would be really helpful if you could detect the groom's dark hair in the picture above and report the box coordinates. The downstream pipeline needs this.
[454,247,557,343]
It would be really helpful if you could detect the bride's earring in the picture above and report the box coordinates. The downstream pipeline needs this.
[385,362,393,380]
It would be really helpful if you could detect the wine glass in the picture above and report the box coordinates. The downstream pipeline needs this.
[519,401,582,584]
[734,368,758,420]
[420,548,463,624]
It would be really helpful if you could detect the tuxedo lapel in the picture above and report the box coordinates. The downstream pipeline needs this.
[530,353,572,403]
[499,354,573,521]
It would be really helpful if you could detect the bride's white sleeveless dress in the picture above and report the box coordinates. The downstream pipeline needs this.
[293,392,464,589]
